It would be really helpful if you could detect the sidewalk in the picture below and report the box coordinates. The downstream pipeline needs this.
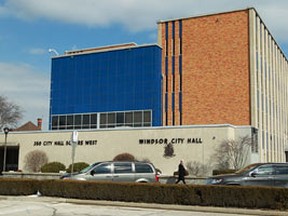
[0,195,287,216]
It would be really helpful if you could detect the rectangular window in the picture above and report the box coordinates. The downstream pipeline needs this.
[67,115,73,129]
[144,111,151,123]
[91,114,97,128]
[51,110,152,130]
[82,114,90,129]
[100,113,107,128]
[116,112,124,126]
[59,116,66,129]
[108,113,115,125]
[74,115,82,129]
[114,162,132,174]
[52,116,58,129]
[134,111,142,124]
[125,112,133,126]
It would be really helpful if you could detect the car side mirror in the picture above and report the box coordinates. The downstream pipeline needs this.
[250,172,257,178]
[90,170,95,176]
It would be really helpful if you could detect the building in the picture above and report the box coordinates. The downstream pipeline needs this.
[1,124,253,175]
[0,8,287,174]
[158,8,288,162]
[49,43,162,130]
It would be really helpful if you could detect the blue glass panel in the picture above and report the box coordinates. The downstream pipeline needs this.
[49,45,162,128]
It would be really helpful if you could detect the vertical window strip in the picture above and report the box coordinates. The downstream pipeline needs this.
[165,92,168,125]
[165,56,169,76]
[165,22,169,126]
[165,92,168,111]
[172,92,175,110]
[172,21,175,56]
[172,92,175,125]
[179,55,182,91]
[172,56,175,76]
[179,20,182,55]
[165,22,169,56]
[179,92,182,125]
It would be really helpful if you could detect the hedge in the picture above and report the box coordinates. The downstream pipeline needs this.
[1,178,288,210]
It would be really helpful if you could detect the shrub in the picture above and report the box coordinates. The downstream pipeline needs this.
[186,161,210,177]
[66,162,89,173]
[24,150,48,172]
[113,153,135,161]
[41,162,66,173]
[212,169,236,175]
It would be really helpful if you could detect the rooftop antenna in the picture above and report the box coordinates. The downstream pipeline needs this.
[48,48,59,56]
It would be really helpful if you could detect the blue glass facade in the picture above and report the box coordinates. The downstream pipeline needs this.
[49,44,162,130]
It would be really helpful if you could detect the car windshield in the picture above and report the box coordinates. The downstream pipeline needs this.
[79,162,102,174]
[235,163,262,174]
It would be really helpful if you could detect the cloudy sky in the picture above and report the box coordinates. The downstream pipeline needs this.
[0,0,287,130]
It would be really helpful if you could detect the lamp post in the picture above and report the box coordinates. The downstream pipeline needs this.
[3,127,9,172]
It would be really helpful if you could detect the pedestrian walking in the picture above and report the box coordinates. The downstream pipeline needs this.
[175,159,187,184]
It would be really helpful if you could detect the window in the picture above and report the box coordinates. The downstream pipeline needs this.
[116,112,124,126]
[52,116,58,129]
[135,164,153,173]
[125,112,133,126]
[59,116,66,129]
[114,162,132,174]
[82,114,90,129]
[67,115,73,129]
[51,110,152,130]
[134,111,142,124]
[75,115,82,128]
[255,165,274,175]
[93,163,111,174]
[108,113,115,125]
[91,114,97,128]
[275,166,288,175]
[100,113,107,128]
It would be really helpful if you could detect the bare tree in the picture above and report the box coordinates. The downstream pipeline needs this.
[186,161,210,177]
[0,95,23,130]
[213,135,252,170]
[24,150,48,172]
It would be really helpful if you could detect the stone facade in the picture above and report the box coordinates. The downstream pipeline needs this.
[0,125,254,175]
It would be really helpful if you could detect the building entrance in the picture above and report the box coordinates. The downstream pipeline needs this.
[0,146,19,173]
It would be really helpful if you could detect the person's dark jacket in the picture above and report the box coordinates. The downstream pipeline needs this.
[178,163,186,179]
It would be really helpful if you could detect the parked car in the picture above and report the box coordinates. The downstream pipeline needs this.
[61,161,159,183]
[206,163,288,187]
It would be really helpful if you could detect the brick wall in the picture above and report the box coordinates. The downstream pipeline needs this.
[160,9,251,126]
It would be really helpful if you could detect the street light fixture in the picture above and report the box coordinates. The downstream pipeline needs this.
[3,127,9,172]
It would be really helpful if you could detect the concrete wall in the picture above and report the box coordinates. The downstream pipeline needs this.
[0,125,254,175]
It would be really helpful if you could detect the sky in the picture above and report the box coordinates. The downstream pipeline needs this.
[0,0,288,131]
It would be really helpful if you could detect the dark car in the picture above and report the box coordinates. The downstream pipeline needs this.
[206,163,288,187]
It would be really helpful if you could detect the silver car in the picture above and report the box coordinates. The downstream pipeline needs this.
[61,161,159,183]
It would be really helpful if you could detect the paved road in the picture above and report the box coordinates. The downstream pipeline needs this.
[0,196,286,216]
[0,200,250,216]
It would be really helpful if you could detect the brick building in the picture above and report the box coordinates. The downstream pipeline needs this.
[1,8,287,174]
[158,8,288,162]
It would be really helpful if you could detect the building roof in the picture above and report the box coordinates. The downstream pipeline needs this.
[13,121,41,132]
[52,43,161,58]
